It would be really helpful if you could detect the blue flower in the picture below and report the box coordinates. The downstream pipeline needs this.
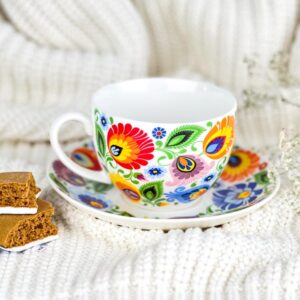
[152,127,167,139]
[202,172,217,183]
[165,184,210,203]
[145,165,166,179]
[78,194,109,209]
[212,182,263,210]
[98,113,109,130]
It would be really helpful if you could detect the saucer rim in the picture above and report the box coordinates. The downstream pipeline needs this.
[47,163,280,229]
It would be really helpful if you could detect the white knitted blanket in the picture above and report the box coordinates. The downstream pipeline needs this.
[0,140,300,299]
[0,1,300,299]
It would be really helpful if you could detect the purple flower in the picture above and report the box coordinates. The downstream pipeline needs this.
[53,160,86,186]
[78,194,108,209]
[166,155,214,186]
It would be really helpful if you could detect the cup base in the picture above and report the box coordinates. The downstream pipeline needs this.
[117,191,213,219]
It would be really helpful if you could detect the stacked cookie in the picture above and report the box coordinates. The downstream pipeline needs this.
[0,172,58,252]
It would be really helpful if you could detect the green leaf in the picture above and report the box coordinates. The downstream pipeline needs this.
[206,121,213,127]
[140,181,164,201]
[254,170,270,185]
[164,150,174,160]
[92,182,113,194]
[207,206,214,214]
[123,173,131,179]
[164,125,205,149]
[120,211,134,217]
[109,117,114,124]
[106,156,113,162]
[133,172,142,178]
[191,144,198,152]
[158,156,168,165]
[49,173,69,194]
[155,140,163,147]
[95,124,106,157]
[178,148,187,154]
[153,198,165,206]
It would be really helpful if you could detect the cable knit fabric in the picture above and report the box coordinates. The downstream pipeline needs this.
[0,0,300,299]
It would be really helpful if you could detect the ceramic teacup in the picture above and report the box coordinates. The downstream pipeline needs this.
[50,78,237,215]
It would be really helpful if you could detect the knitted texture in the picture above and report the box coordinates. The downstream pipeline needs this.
[0,0,300,299]
[0,0,298,103]
[0,143,300,299]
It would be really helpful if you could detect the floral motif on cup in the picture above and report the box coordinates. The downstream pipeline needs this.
[152,127,167,139]
[110,173,141,202]
[52,160,86,186]
[136,173,147,181]
[139,181,164,202]
[203,116,235,159]
[202,172,218,184]
[98,113,110,130]
[165,184,210,203]
[220,149,260,182]
[213,182,263,210]
[164,125,205,149]
[144,165,166,179]
[78,194,108,209]
[107,123,154,170]
[166,155,214,186]
[71,147,101,171]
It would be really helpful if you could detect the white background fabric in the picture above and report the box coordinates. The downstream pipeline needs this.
[0,0,300,299]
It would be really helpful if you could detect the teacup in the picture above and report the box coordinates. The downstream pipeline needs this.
[50,78,237,215]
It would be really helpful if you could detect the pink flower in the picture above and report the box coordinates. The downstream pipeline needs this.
[166,155,214,186]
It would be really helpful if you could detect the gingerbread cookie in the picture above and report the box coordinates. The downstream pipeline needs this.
[0,172,40,214]
[0,199,58,252]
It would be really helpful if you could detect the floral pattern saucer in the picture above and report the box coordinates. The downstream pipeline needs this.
[47,141,280,230]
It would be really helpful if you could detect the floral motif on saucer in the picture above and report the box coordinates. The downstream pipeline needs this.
[48,141,278,226]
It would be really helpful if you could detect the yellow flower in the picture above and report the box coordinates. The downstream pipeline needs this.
[158,202,169,207]
[203,116,235,160]
[110,173,141,202]
[237,191,251,199]
[189,188,208,200]
[90,201,104,208]
[221,149,260,182]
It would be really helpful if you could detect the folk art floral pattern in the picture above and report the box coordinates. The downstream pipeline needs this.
[93,109,236,207]
[48,140,275,218]
[49,101,275,219]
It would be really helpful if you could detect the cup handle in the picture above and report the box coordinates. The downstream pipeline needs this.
[50,112,111,184]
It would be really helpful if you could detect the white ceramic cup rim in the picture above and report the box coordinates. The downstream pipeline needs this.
[91,78,237,125]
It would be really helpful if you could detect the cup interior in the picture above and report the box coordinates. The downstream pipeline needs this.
[92,78,236,124]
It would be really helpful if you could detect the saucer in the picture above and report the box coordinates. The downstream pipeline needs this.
[47,140,280,230]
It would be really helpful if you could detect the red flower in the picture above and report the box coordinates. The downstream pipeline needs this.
[71,147,101,171]
[107,123,154,170]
